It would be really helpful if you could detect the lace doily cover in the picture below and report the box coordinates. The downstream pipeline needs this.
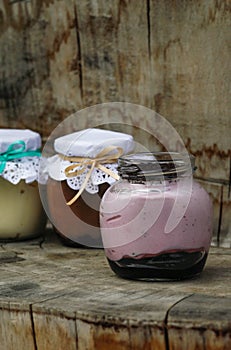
[46,128,135,194]
[46,155,119,193]
[0,129,41,185]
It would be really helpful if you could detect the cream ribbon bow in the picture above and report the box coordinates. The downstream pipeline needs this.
[59,146,123,206]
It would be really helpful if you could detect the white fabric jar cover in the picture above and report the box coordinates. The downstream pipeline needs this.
[0,129,42,184]
[45,128,134,194]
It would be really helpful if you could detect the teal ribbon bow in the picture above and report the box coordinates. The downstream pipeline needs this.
[0,140,41,174]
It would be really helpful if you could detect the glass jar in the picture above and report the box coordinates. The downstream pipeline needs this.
[42,128,134,248]
[100,152,213,281]
[0,129,47,241]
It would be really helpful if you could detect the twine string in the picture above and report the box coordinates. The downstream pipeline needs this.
[59,146,123,206]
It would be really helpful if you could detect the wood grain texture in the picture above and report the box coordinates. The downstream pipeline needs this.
[0,1,230,241]
[197,180,230,248]
[33,311,77,350]
[167,294,231,350]
[0,0,81,134]
[0,302,35,350]
[0,231,230,349]
[220,185,231,247]
[75,0,151,107]
[149,0,231,181]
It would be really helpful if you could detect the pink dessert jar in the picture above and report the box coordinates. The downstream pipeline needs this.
[100,152,213,281]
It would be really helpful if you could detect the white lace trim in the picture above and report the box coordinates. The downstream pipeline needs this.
[45,155,119,194]
[0,157,41,184]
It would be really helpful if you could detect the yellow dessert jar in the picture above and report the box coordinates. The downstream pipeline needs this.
[0,129,47,241]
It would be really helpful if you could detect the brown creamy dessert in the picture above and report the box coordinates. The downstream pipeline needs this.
[47,179,109,247]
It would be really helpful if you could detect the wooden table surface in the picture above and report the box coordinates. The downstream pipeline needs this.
[0,230,230,350]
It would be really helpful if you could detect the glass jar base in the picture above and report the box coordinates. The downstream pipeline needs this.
[107,250,208,281]
[53,226,103,248]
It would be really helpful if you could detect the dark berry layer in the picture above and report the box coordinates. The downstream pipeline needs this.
[107,249,207,281]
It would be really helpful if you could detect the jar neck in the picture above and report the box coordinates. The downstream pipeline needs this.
[118,152,195,182]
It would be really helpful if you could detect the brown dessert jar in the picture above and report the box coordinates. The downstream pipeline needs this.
[42,128,134,248]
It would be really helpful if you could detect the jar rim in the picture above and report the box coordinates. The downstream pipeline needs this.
[118,152,195,180]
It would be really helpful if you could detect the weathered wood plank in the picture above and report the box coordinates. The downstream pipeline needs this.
[196,180,231,247]
[33,310,77,350]
[32,288,186,350]
[75,0,151,107]
[167,294,231,350]
[149,0,231,181]
[129,325,165,350]
[199,180,231,249]
[0,231,230,349]
[76,320,131,350]
[76,320,164,350]
[0,302,35,350]
[0,0,81,136]
[0,0,230,233]
[219,185,231,248]
[1,231,231,302]
[0,0,230,177]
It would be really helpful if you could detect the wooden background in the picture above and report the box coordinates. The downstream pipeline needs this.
[0,0,230,245]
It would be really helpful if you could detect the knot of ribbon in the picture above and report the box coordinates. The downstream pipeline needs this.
[59,146,123,206]
[0,140,41,174]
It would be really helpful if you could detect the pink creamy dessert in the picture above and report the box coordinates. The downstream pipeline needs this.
[100,152,213,280]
